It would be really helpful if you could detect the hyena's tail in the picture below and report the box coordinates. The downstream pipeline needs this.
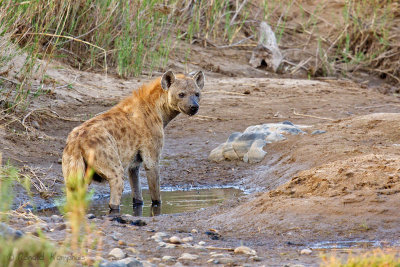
[62,141,86,193]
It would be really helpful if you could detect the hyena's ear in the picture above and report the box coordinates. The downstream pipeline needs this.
[193,70,205,90]
[161,70,176,91]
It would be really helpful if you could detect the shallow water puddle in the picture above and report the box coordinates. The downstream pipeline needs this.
[310,240,396,249]
[89,187,243,217]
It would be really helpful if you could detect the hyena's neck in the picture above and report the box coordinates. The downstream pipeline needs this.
[128,78,180,128]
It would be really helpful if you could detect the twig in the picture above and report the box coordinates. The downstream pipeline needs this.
[206,246,234,251]
[292,109,335,121]
[193,115,223,121]
[22,108,85,124]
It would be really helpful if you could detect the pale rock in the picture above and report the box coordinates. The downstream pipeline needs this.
[178,253,199,261]
[126,247,138,254]
[165,243,176,249]
[300,248,312,255]
[234,246,257,256]
[190,229,198,234]
[182,236,193,243]
[162,256,176,262]
[108,248,126,260]
[169,236,182,244]
[198,241,206,246]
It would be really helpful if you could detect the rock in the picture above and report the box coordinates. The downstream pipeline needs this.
[193,244,206,250]
[162,256,176,262]
[157,242,167,247]
[165,244,176,249]
[0,222,24,240]
[311,130,326,135]
[118,240,127,246]
[198,241,206,246]
[234,246,257,256]
[213,258,235,265]
[205,230,222,240]
[300,248,312,255]
[209,122,306,163]
[50,214,63,223]
[87,213,96,219]
[101,257,143,267]
[126,247,138,254]
[169,236,182,244]
[108,248,126,260]
[151,232,168,242]
[182,236,193,243]
[251,256,263,262]
[178,253,199,261]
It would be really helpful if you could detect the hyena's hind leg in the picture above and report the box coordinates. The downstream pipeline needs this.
[128,154,143,206]
[84,148,125,210]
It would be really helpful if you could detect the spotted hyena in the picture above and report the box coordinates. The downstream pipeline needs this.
[62,70,205,210]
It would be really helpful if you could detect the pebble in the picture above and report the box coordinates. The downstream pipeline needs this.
[251,256,263,262]
[213,258,235,265]
[178,253,199,261]
[162,256,176,262]
[193,245,206,250]
[101,257,143,267]
[165,244,176,249]
[158,242,167,247]
[151,232,168,242]
[300,248,312,255]
[191,229,198,234]
[169,236,182,244]
[108,248,126,260]
[118,240,127,246]
[87,214,96,219]
[0,223,24,240]
[234,246,257,256]
[182,236,193,243]
[311,130,326,135]
[126,247,138,254]
[210,253,229,258]
[198,241,206,246]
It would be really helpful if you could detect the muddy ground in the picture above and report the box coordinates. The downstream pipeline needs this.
[1,43,400,266]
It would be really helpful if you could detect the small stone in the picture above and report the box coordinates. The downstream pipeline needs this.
[234,246,257,256]
[169,236,182,244]
[0,223,24,240]
[150,258,161,263]
[251,256,263,262]
[57,158,62,164]
[210,253,229,258]
[182,236,193,243]
[198,241,206,246]
[165,244,176,249]
[311,130,326,135]
[158,242,167,247]
[178,253,199,261]
[126,247,138,254]
[191,229,198,234]
[118,240,127,246]
[108,248,126,260]
[300,248,312,255]
[213,258,234,264]
[151,232,168,242]
[87,214,96,219]
[162,256,176,262]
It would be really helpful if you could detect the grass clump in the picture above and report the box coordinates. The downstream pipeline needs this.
[321,249,400,267]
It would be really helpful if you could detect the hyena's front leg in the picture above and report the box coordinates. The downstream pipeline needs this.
[142,148,161,205]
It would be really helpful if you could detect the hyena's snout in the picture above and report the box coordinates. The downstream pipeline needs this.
[188,96,199,116]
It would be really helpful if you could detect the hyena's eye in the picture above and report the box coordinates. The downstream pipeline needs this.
[178,92,185,98]
[195,92,200,97]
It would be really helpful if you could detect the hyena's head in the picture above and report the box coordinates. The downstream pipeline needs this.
[161,70,205,116]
